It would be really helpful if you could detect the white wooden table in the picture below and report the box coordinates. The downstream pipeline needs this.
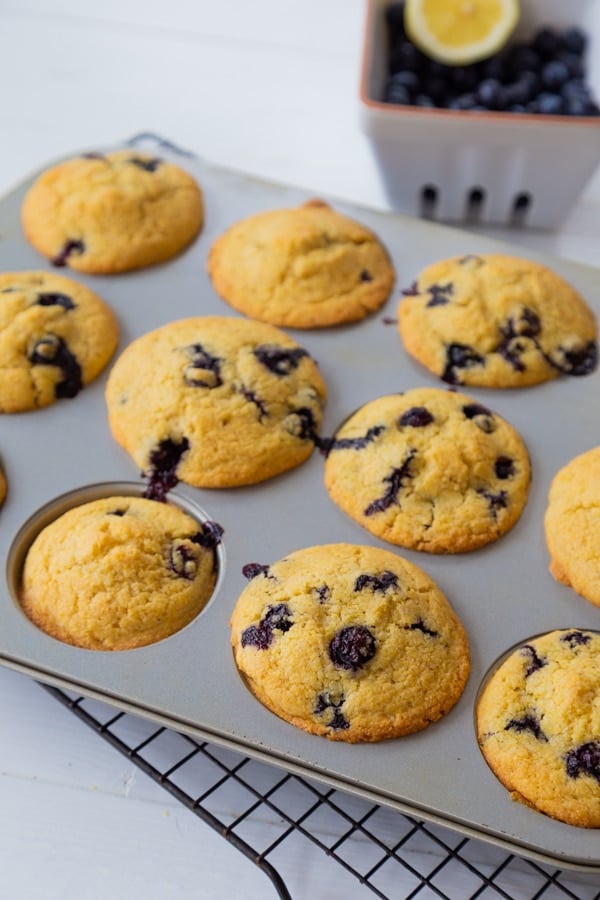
[1,2,599,897]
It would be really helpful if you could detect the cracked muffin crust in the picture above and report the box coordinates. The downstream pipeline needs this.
[21,150,204,274]
[20,496,221,650]
[544,445,600,608]
[207,200,395,328]
[0,271,119,413]
[105,315,327,490]
[230,543,470,742]
[398,254,597,388]
[477,629,600,827]
[323,387,531,553]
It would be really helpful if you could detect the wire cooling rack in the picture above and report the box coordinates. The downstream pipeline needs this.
[43,685,600,900]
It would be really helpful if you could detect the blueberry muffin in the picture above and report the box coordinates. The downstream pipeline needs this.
[477,629,600,827]
[230,543,470,742]
[21,150,203,274]
[398,254,597,387]
[0,271,119,412]
[544,446,600,608]
[323,387,531,553]
[20,495,221,650]
[105,316,326,491]
[207,200,395,328]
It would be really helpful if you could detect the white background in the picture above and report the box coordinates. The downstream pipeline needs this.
[1,1,600,897]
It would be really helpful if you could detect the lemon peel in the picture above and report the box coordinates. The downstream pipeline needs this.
[404,0,520,66]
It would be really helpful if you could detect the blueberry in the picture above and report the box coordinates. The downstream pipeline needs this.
[168,543,200,580]
[505,74,538,106]
[398,406,434,427]
[359,269,373,283]
[364,449,416,516]
[476,78,508,110]
[535,92,566,115]
[242,562,271,580]
[561,630,591,648]
[191,521,224,550]
[462,403,496,433]
[413,94,436,108]
[35,292,76,310]
[324,424,385,455]
[263,603,294,634]
[532,27,562,60]
[28,334,82,399]
[239,385,268,420]
[314,692,349,730]
[240,622,272,650]
[563,27,587,56]
[477,489,508,518]
[240,602,294,650]
[313,584,331,604]
[565,96,592,116]
[507,307,541,338]
[554,341,597,376]
[402,281,419,296]
[329,625,376,671]
[384,1,406,37]
[383,81,412,105]
[451,66,479,92]
[128,156,161,172]
[388,69,420,96]
[541,60,570,91]
[565,741,600,784]
[406,618,438,637]
[562,78,592,101]
[183,343,222,388]
[495,456,515,480]
[459,255,485,268]
[426,282,453,306]
[448,93,480,111]
[423,76,448,105]
[389,41,424,74]
[354,571,399,593]
[557,51,585,80]
[506,44,541,74]
[442,343,485,384]
[143,437,190,502]
[283,406,319,442]
[505,714,547,742]
[482,54,507,81]
[254,344,308,375]
[51,239,85,267]
[520,644,547,676]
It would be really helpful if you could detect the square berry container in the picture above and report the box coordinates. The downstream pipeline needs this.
[360,0,600,227]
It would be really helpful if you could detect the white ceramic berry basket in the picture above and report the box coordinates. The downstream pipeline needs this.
[360,0,600,227]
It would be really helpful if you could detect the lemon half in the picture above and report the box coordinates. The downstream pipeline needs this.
[404,0,520,66]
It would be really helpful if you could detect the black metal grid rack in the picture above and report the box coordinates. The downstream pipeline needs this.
[44,685,600,900]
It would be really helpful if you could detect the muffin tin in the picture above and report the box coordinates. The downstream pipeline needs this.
[1,138,600,871]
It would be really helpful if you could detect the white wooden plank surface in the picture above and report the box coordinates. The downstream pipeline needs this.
[1,2,600,897]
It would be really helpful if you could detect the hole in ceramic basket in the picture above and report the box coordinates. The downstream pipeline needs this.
[510,191,533,226]
[466,186,486,222]
[420,184,439,218]
[7,481,225,652]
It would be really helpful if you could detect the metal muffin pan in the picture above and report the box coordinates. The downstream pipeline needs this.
[1,138,600,871]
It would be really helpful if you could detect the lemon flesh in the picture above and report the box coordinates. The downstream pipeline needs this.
[404,0,520,66]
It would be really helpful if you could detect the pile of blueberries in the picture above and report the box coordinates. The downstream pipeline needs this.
[383,1,600,116]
